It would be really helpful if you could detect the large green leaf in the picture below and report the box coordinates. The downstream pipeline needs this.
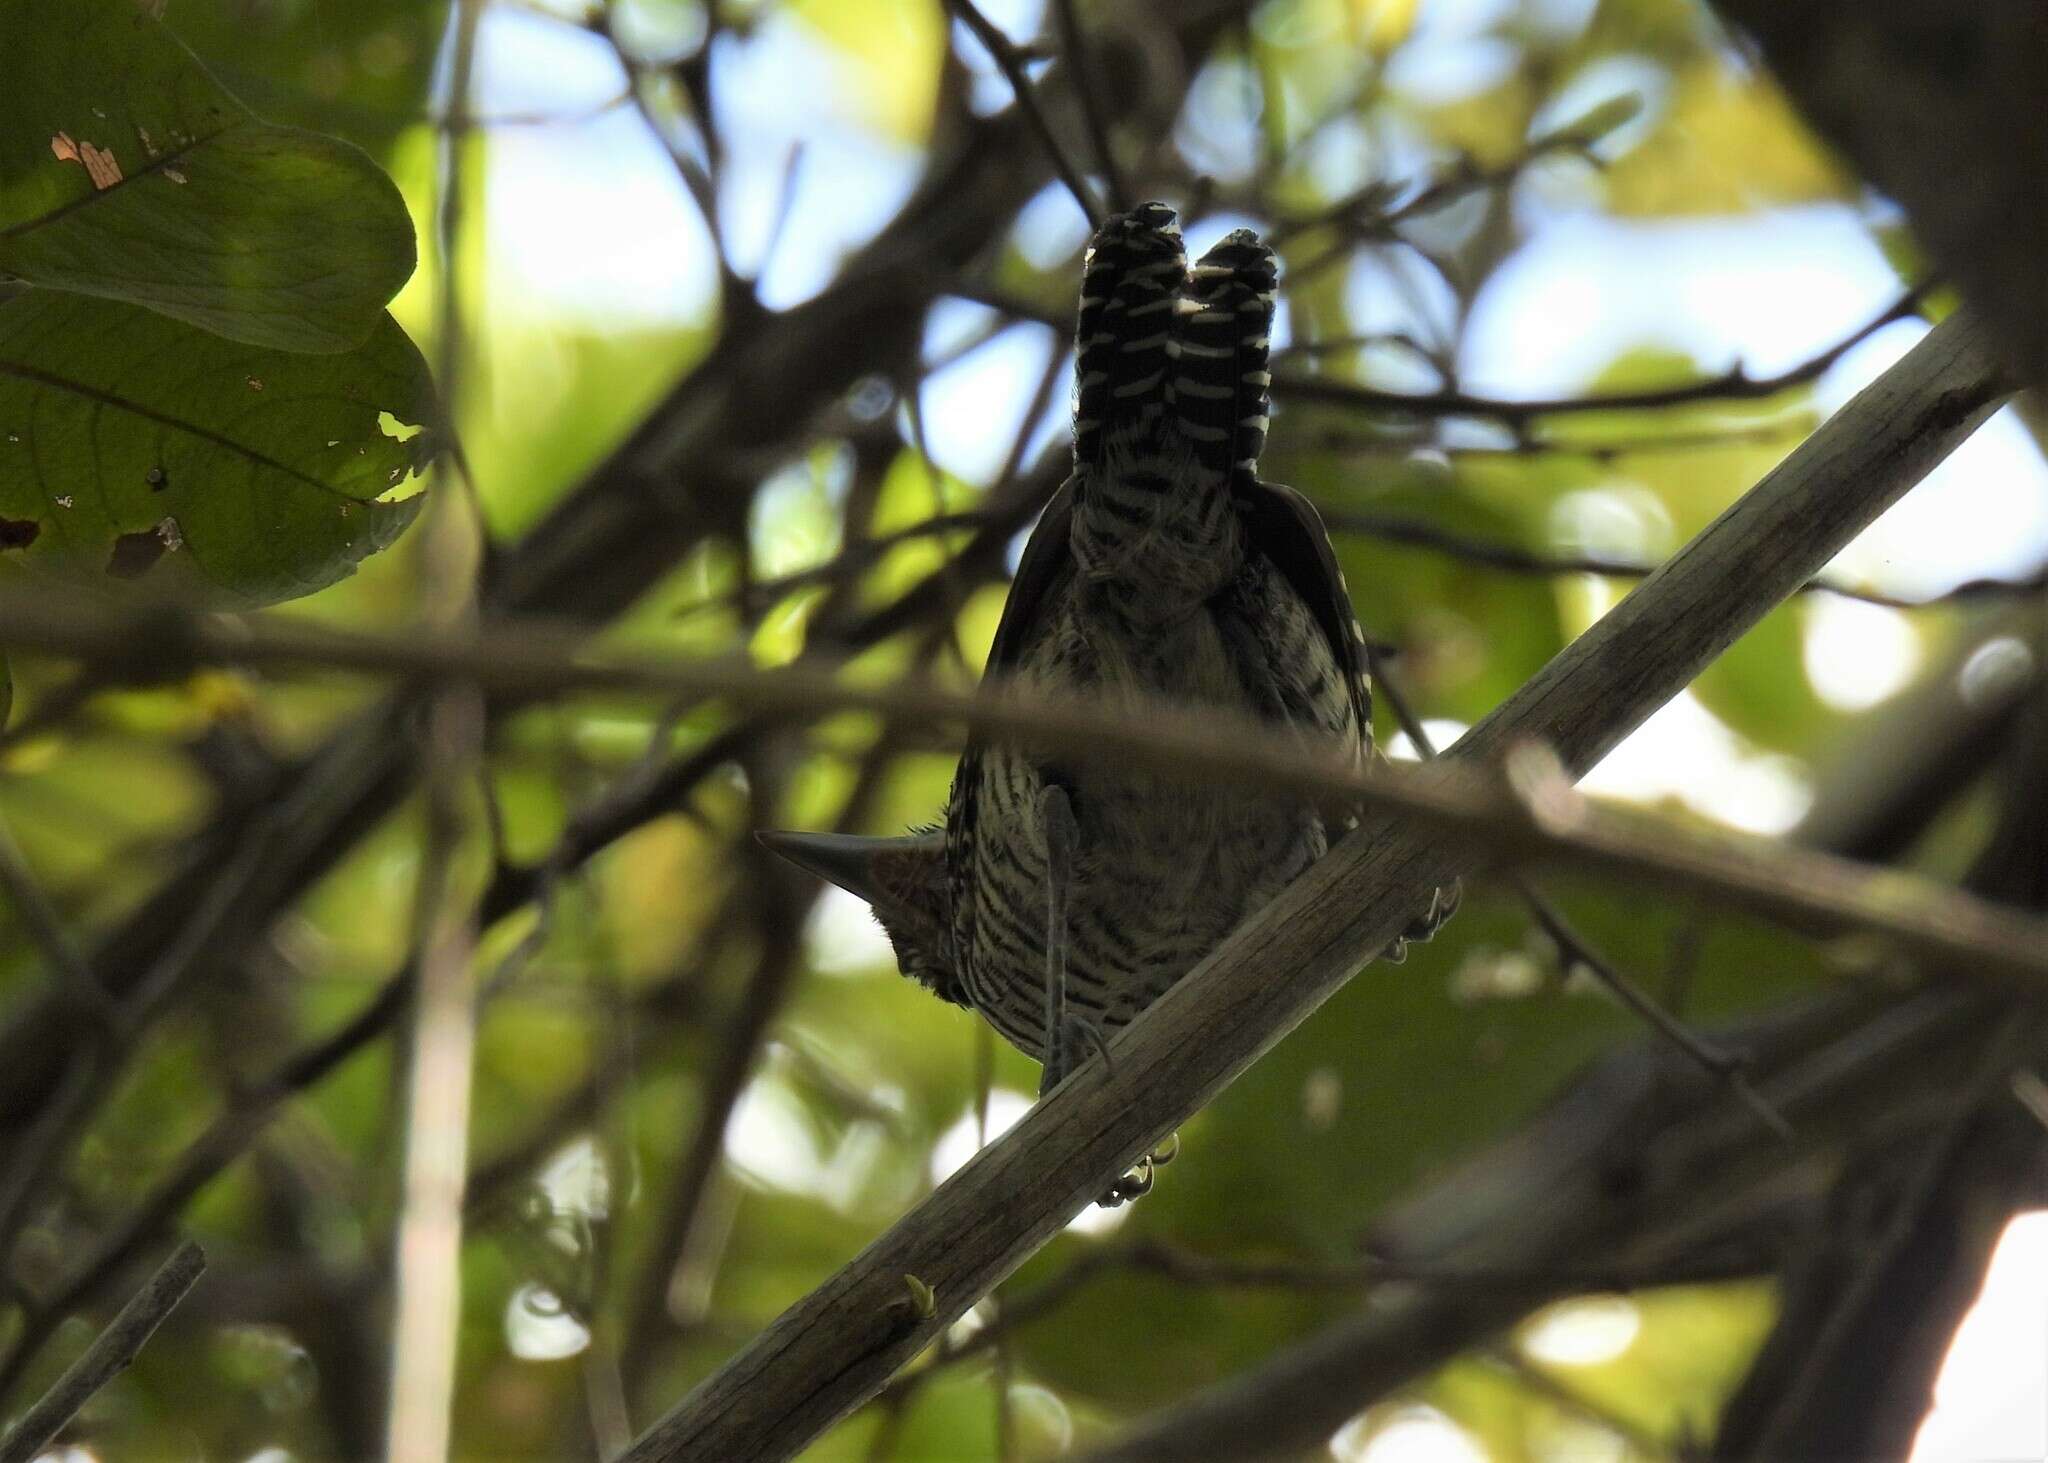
[0,291,433,606]
[0,0,416,352]
[165,2,450,159]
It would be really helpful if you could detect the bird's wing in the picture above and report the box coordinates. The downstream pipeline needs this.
[1238,478,1375,759]
[940,477,1078,988]
[984,475,1080,674]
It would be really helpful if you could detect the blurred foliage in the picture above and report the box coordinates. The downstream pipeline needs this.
[0,0,431,608]
[0,0,2028,1460]
[0,295,433,603]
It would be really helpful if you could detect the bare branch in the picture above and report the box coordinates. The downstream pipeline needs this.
[1051,0,1126,211]
[962,272,1934,421]
[0,812,116,1025]
[947,0,1101,226]
[0,1241,206,1463]
[1086,985,1992,1462]
[1275,284,1933,422]
[1372,665,1791,1139]
[1321,506,2048,613]
[0,625,2044,996]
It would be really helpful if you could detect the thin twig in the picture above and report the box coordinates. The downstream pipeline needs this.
[1277,284,1934,423]
[1297,420,1802,456]
[1373,665,1792,1140]
[590,8,740,300]
[0,810,283,1284]
[1321,507,2047,612]
[947,0,1101,226]
[958,273,1934,422]
[868,1233,1771,1413]
[0,590,2043,987]
[1051,0,1125,211]
[1487,1346,1672,1459]
[0,811,116,1023]
[0,1241,206,1463]
[620,721,904,1389]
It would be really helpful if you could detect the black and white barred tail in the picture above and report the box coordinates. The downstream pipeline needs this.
[1071,202,1186,471]
[1172,229,1276,479]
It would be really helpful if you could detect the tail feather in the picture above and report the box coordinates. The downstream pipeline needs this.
[1173,229,1277,478]
[1072,202,1186,470]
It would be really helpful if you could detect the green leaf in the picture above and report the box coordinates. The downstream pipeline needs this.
[0,291,433,606]
[164,3,450,158]
[0,0,417,352]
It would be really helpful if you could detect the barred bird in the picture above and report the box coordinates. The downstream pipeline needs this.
[762,204,1454,1202]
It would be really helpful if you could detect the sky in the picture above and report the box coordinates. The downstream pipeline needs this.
[457,4,2048,1458]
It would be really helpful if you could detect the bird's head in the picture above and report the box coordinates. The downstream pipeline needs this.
[755,829,956,999]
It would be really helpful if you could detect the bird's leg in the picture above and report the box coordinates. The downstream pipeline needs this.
[1036,782,1108,1098]
[1384,878,1464,964]
[1035,784,1160,1207]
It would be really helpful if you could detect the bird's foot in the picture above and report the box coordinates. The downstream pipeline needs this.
[1097,1132,1180,1209]
[1383,879,1462,963]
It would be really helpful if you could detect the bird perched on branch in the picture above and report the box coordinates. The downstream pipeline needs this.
[762,204,1454,1203]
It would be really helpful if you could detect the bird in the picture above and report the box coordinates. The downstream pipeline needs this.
[760,203,1454,1203]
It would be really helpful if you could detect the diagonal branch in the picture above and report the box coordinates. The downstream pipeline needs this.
[947,0,1102,226]
[0,1241,206,1463]
[1273,284,1931,423]
[610,308,2007,1459]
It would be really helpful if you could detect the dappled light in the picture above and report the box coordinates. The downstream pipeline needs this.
[0,0,2044,1459]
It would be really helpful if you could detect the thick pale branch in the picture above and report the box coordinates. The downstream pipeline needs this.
[607,313,2005,1457]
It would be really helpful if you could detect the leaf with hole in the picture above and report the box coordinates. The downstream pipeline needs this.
[0,0,417,352]
[0,291,434,606]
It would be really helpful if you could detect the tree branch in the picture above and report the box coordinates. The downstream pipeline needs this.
[947,0,1101,226]
[608,305,2006,1461]
[1273,284,1931,423]
[0,1241,206,1463]
[2,595,2045,991]
[1088,984,1998,1462]
[1319,506,2048,612]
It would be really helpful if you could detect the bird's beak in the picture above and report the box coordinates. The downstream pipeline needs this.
[755,829,896,907]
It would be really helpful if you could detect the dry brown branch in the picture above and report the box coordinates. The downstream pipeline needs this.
[605,305,2006,1461]
[947,0,1101,225]
[1274,284,1930,423]
[0,586,2042,990]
